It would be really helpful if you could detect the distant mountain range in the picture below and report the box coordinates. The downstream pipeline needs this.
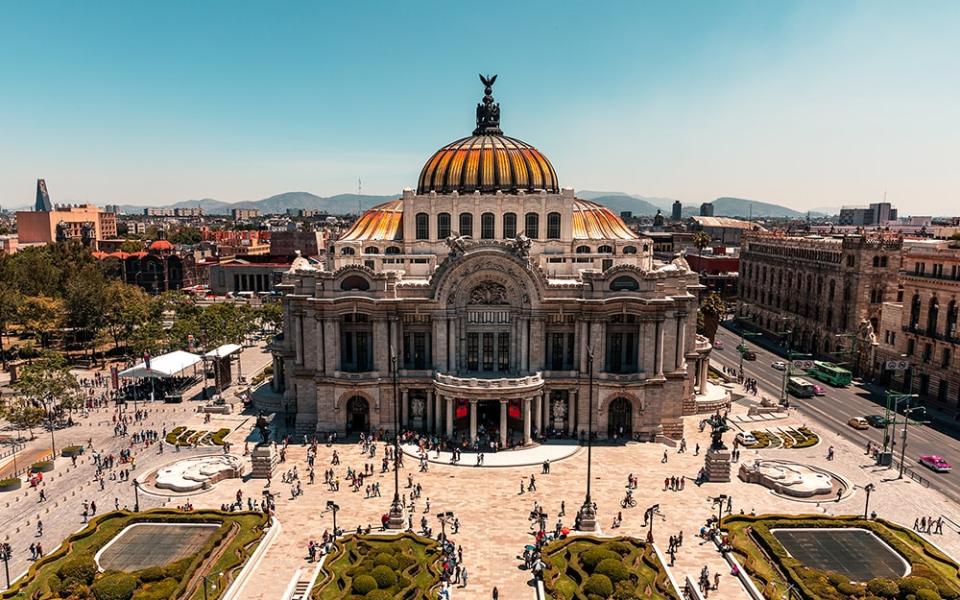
[10,188,832,218]
[577,191,828,219]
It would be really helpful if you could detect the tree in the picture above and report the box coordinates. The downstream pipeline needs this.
[0,397,45,440]
[257,301,283,333]
[0,287,22,368]
[698,292,727,342]
[128,320,166,357]
[13,352,80,452]
[692,231,711,258]
[18,296,65,348]
[119,240,144,253]
[63,265,110,356]
[168,227,202,245]
[103,282,154,353]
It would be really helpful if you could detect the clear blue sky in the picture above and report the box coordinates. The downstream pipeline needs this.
[1,1,957,214]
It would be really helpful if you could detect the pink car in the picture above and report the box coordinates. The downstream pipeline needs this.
[919,455,952,473]
[813,385,826,396]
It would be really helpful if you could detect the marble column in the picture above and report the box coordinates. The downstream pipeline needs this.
[676,317,686,371]
[523,397,532,445]
[401,389,409,429]
[520,317,530,372]
[499,400,508,447]
[700,358,710,395]
[445,396,454,438]
[434,392,442,433]
[534,392,542,438]
[469,400,478,442]
[294,313,304,365]
[568,390,577,435]
[427,390,434,433]
[447,318,457,373]
[654,319,664,376]
[315,317,325,373]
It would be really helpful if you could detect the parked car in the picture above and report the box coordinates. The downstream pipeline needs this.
[812,384,826,396]
[743,351,757,361]
[713,340,724,350]
[865,415,887,428]
[847,417,870,430]
[736,432,758,446]
[918,455,952,473]
[771,361,787,371]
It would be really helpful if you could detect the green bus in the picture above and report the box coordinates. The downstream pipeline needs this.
[806,361,852,387]
[787,376,816,398]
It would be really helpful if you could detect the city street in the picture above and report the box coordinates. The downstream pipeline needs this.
[711,323,960,502]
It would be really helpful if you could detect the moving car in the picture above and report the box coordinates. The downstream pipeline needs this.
[771,361,787,371]
[847,417,870,430]
[743,351,757,361]
[918,455,952,473]
[735,432,758,446]
[865,415,887,428]
[812,384,826,396]
[713,340,724,350]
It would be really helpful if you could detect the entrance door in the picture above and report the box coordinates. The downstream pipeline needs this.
[346,396,369,433]
[607,397,632,439]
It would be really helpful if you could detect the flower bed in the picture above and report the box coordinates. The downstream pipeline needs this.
[312,533,443,599]
[165,426,187,445]
[542,536,678,600]
[0,509,269,600]
[210,428,231,445]
[724,514,960,600]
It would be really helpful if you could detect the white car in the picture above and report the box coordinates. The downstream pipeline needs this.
[771,361,787,371]
[735,432,758,446]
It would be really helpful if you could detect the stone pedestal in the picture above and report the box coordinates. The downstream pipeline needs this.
[250,445,279,479]
[705,447,732,483]
[577,501,597,532]
[387,502,406,530]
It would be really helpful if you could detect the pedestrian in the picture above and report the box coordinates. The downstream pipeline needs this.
[662,450,668,463]
[493,586,499,600]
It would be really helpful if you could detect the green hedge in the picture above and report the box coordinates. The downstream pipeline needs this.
[92,572,138,600]
[0,477,22,492]
[62,445,84,458]
[210,428,231,445]
[31,460,54,473]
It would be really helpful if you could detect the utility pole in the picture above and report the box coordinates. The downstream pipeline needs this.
[899,406,929,479]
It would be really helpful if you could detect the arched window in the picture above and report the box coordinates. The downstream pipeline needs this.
[363,246,379,254]
[910,294,921,331]
[546,212,561,239]
[503,212,517,239]
[459,213,473,238]
[828,279,836,301]
[524,212,539,239]
[622,246,637,254]
[415,212,429,240]
[340,313,373,372]
[597,245,613,254]
[340,275,370,291]
[873,256,880,267]
[385,246,401,255]
[927,296,940,337]
[575,245,591,253]
[437,213,451,239]
[481,212,495,239]
[610,276,639,291]
[341,247,355,255]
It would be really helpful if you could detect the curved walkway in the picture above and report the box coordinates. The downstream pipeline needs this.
[401,440,582,468]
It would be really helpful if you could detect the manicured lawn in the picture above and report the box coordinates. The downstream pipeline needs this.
[1,509,268,600]
[724,514,960,600]
[542,536,678,600]
[312,533,444,599]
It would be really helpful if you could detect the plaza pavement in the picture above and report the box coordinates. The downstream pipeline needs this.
[5,344,960,600]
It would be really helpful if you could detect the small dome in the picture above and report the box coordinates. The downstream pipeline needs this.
[417,75,558,195]
[149,239,173,251]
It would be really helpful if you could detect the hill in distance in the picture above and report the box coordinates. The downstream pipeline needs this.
[116,191,398,215]
[578,190,825,219]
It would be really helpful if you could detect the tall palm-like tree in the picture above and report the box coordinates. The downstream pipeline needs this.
[699,292,727,342]
[692,231,711,258]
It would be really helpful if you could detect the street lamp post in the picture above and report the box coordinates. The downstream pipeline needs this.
[578,345,597,531]
[387,348,404,529]
[710,495,727,533]
[133,480,140,512]
[326,500,340,536]
[436,511,454,539]
[899,406,928,479]
[644,504,661,543]
[737,331,762,381]
[201,572,223,600]
[0,542,12,589]
[863,483,875,519]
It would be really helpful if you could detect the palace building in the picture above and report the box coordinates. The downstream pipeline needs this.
[269,76,716,444]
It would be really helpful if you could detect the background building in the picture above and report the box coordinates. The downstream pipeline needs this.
[700,202,714,217]
[671,200,682,221]
[738,232,902,361]
[837,202,898,226]
[232,208,260,220]
[270,79,718,442]
[16,180,117,248]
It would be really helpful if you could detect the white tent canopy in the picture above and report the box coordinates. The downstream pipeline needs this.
[204,343,241,359]
[119,350,202,379]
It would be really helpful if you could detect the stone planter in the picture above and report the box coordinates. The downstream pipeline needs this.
[0,477,22,492]
[31,461,54,473]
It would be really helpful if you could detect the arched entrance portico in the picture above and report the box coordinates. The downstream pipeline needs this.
[346,396,369,433]
[607,397,632,439]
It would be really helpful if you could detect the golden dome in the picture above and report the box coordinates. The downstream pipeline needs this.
[572,199,638,241]
[417,75,559,195]
[339,199,402,242]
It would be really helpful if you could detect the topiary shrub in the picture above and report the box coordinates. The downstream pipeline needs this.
[132,578,179,600]
[62,445,84,457]
[581,548,620,572]
[837,581,865,596]
[0,477,21,491]
[370,565,398,589]
[917,590,944,600]
[46,573,63,596]
[59,554,98,585]
[827,571,850,587]
[137,566,167,583]
[352,575,377,596]
[163,557,192,580]
[373,552,399,570]
[866,577,899,598]
[92,572,138,600]
[900,577,939,596]
[31,460,54,473]
[583,573,614,598]
[365,590,394,600]
[607,541,633,556]
[595,558,629,583]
